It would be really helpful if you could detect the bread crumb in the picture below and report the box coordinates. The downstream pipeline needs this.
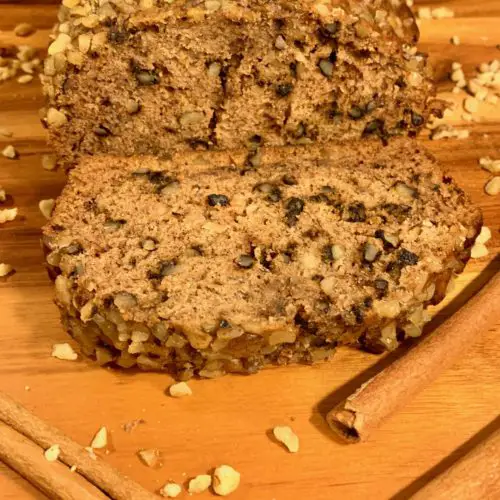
[160,483,182,498]
[476,226,491,244]
[51,343,78,361]
[470,242,488,259]
[0,263,14,277]
[2,145,18,159]
[450,35,460,45]
[168,381,192,398]
[0,208,17,224]
[188,475,212,494]
[90,426,108,449]
[44,444,60,462]
[39,199,55,219]
[272,426,299,453]
[484,177,500,196]
[122,418,145,433]
[213,465,241,496]
[137,448,162,468]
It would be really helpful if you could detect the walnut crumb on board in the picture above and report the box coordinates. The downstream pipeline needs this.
[51,343,78,361]
[0,263,14,277]
[272,426,300,453]
[160,483,182,498]
[90,426,108,449]
[1,145,18,159]
[0,208,17,224]
[44,444,60,462]
[39,199,55,219]
[42,154,57,171]
[168,381,192,398]
[213,465,241,496]
[137,448,162,468]
[470,227,491,259]
[484,177,500,196]
[188,475,212,494]
[476,226,491,244]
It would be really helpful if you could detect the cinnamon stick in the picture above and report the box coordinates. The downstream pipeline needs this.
[0,421,107,500]
[326,268,500,443]
[0,391,157,500]
[411,426,500,499]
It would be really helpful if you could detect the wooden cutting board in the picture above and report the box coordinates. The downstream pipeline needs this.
[0,1,499,498]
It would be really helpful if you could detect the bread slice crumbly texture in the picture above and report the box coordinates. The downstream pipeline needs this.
[42,0,441,168]
[42,139,481,379]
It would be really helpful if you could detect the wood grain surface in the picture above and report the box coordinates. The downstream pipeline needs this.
[0,1,499,499]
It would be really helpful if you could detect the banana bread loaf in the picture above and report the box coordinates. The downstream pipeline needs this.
[42,139,481,379]
[42,0,441,168]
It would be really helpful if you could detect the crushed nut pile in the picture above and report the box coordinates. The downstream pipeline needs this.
[0,43,41,84]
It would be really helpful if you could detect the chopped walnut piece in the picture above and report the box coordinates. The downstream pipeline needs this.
[90,426,108,449]
[44,444,60,462]
[42,154,57,171]
[160,483,182,498]
[137,448,162,468]
[0,208,17,223]
[484,177,500,196]
[39,199,55,219]
[2,145,18,159]
[272,425,299,453]
[476,226,492,244]
[51,343,78,361]
[213,465,241,496]
[168,381,192,398]
[0,263,14,277]
[188,474,212,494]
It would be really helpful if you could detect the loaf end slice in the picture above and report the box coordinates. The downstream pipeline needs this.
[42,139,481,379]
[42,0,441,167]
